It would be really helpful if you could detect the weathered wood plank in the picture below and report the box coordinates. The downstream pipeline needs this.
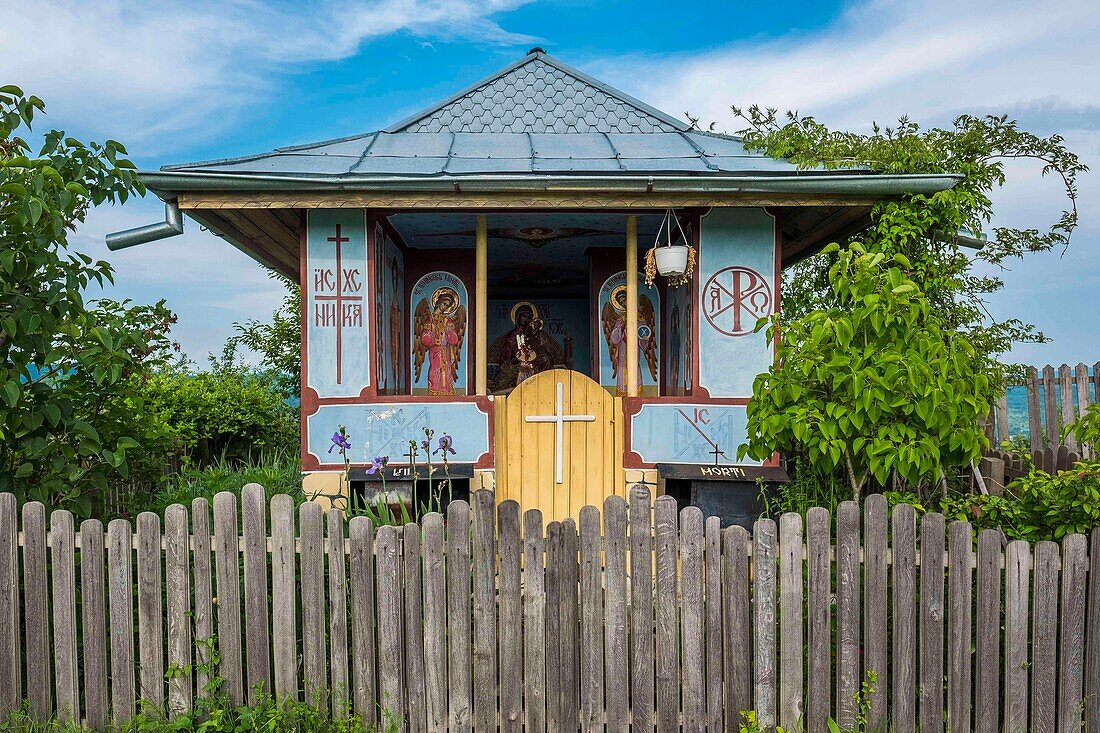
[403,523,427,733]
[680,506,705,732]
[1087,528,1100,732]
[654,496,680,733]
[1061,364,1079,452]
[754,517,778,732]
[23,502,51,718]
[523,509,547,733]
[579,505,605,732]
[723,525,751,728]
[0,493,18,719]
[422,513,447,733]
[137,512,165,709]
[191,499,215,699]
[975,529,1001,733]
[498,502,523,733]
[545,522,563,732]
[835,501,861,730]
[629,487,655,733]
[1004,540,1030,733]
[375,526,405,729]
[918,513,945,733]
[1044,364,1059,448]
[996,392,1010,446]
[1028,366,1043,453]
[1032,541,1060,733]
[863,495,888,730]
[947,521,973,733]
[328,510,350,716]
[560,519,580,733]
[704,516,723,733]
[806,507,831,732]
[605,497,629,733]
[165,504,193,717]
[349,517,377,724]
[269,494,299,701]
[213,493,244,704]
[50,510,78,721]
[1060,534,1088,733]
[778,512,804,731]
[472,490,498,733]
[446,500,472,733]
[299,501,328,705]
[241,483,271,701]
[79,519,107,728]
[108,518,135,721]
[891,504,917,733]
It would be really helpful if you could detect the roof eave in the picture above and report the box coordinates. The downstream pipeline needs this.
[140,171,962,197]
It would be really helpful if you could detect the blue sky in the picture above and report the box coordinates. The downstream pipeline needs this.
[2,0,1098,367]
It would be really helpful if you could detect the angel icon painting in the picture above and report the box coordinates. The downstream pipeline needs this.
[602,284,658,396]
[413,286,467,395]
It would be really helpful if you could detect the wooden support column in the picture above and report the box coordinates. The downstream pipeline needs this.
[626,216,639,397]
[475,215,488,395]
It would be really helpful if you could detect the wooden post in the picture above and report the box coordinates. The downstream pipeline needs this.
[475,215,488,395]
[626,216,639,397]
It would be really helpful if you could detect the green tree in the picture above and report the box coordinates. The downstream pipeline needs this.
[741,243,993,498]
[226,270,300,398]
[0,86,174,514]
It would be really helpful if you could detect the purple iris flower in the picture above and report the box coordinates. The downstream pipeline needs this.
[435,433,457,456]
[365,455,389,475]
[421,439,430,452]
[328,431,351,454]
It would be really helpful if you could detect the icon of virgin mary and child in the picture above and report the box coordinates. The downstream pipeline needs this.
[487,301,565,394]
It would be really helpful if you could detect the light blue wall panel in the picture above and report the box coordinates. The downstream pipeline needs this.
[630,403,760,466]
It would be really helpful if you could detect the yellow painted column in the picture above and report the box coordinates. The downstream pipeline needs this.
[626,215,639,397]
[475,215,488,395]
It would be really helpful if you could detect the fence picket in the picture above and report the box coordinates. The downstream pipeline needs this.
[498,502,522,733]
[545,522,563,732]
[891,504,916,733]
[375,526,404,728]
[422,513,447,733]
[835,501,861,730]
[723,525,751,727]
[472,490,498,733]
[348,517,377,724]
[108,518,135,721]
[241,484,272,701]
[50,510,78,722]
[270,494,299,701]
[1028,367,1043,453]
[1044,364,1059,448]
[1004,540,1030,732]
[191,499,214,700]
[137,512,165,708]
[1060,534,1088,733]
[0,493,18,719]
[704,516,723,733]
[1087,528,1100,731]
[560,519,580,733]
[919,513,945,733]
[778,512,804,731]
[23,503,51,718]
[680,507,705,732]
[79,519,107,728]
[213,493,244,704]
[403,522,427,733]
[579,506,605,732]
[975,530,1002,733]
[523,509,547,733]
[863,495,888,730]
[1061,364,1079,453]
[947,521,973,733]
[446,501,472,733]
[654,496,680,733]
[806,507,831,733]
[328,510,350,717]
[605,497,630,733]
[1032,541,1060,733]
[165,504,193,717]
[299,501,328,704]
[754,517,778,732]
[629,487,655,733]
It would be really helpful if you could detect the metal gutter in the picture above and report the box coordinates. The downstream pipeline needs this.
[137,171,962,196]
[105,200,184,250]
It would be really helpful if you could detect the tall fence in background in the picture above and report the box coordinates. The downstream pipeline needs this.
[990,362,1100,457]
[3,486,1100,732]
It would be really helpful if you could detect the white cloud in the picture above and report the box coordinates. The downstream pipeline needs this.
[0,0,534,152]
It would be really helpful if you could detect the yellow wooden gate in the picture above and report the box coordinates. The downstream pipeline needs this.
[493,369,624,523]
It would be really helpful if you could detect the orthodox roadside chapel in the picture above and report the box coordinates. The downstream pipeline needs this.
[119,49,959,523]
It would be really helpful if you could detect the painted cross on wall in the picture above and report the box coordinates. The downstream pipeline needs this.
[306,210,370,398]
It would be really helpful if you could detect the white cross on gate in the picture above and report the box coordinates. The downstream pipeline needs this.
[525,381,595,485]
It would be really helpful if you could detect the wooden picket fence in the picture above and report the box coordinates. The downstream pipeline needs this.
[2,486,1100,732]
[990,362,1100,456]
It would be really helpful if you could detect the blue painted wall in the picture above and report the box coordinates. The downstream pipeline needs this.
[630,403,759,466]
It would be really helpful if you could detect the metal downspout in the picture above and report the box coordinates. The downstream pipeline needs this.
[105,200,184,250]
